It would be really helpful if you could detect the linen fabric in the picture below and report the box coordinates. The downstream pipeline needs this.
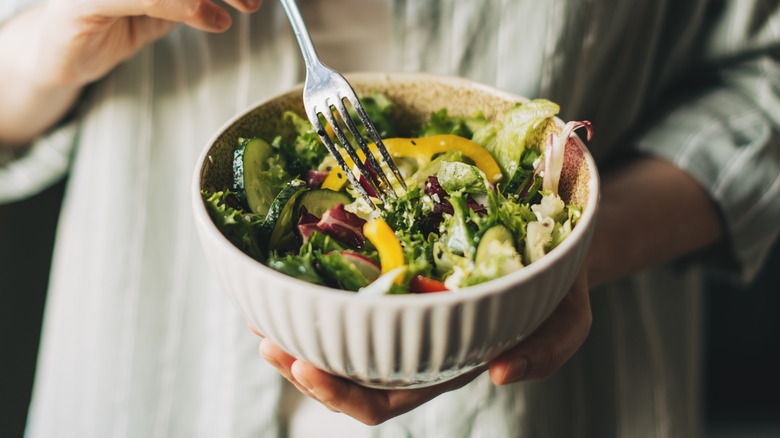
[2,0,779,437]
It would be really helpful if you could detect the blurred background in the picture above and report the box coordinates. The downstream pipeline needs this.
[1,179,779,438]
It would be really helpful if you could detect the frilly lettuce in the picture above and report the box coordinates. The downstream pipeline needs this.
[202,190,266,261]
[267,247,326,286]
[418,108,497,139]
[279,112,329,175]
[206,93,590,294]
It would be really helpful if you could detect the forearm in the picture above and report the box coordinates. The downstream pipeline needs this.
[0,5,83,146]
[586,156,725,288]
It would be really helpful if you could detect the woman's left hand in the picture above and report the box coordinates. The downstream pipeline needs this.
[256,268,591,425]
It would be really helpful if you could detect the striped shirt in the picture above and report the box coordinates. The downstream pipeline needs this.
[2,1,779,437]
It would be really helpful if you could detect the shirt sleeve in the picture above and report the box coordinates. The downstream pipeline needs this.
[0,123,77,203]
[0,0,78,204]
[635,52,780,282]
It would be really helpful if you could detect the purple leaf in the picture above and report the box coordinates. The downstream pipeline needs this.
[422,177,488,232]
[305,170,329,188]
[358,175,378,198]
[297,204,367,249]
[297,206,321,242]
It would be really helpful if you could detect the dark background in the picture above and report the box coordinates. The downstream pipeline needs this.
[1,180,779,438]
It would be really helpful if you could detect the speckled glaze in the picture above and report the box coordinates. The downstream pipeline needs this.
[192,72,599,388]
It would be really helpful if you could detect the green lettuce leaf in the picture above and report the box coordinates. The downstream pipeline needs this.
[406,149,464,188]
[484,99,560,178]
[279,111,329,175]
[317,252,373,291]
[418,108,487,138]
[436,161,490,195]
[267,248,326,286]
[380,186,425,235]
[498,198,536,248]
[202,190,266,261]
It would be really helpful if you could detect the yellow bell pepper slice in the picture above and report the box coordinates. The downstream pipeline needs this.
[321,134,503,192]
[363,218,404,284]
[321,150,364,192]
[381,135,503,184]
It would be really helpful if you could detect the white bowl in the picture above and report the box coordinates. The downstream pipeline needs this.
[192,72,599,389]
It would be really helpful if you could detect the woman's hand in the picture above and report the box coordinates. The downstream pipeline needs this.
[256,268,592,425]
[37,0,264,87]
[0,0,264,145]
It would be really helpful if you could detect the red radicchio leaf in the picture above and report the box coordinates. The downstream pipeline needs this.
[424,176,488,226]
[358,157,386,198]
[425,176,453,215]
[467,199,488,214]
[358,175,378,198]
[542,120,593,194]
[297,204,367,249]
[305,170,329,189]
[297,206,321,242]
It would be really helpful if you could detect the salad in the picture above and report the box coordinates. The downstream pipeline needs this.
[202,94,592,294]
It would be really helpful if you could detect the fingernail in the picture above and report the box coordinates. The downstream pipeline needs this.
[241,0,263,9]
[258,340,280,368]
[212,10,231,30]
[292,363,313,391]
[505,357,528,382]
[247,324,264,338]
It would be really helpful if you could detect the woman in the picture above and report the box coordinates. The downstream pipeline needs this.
[2,1,778,436]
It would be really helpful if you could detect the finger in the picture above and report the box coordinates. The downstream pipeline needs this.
[247,324,264,338]
[489,273,592,384]
[383,368,483,417]
[258,339,317,399]
[81,0,233,32]
[223,0,264,14]
[290,360,390,424]
[291,360,483,425]
[145,0,232,32]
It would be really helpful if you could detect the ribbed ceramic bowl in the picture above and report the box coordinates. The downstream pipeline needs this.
[192,72,599,389]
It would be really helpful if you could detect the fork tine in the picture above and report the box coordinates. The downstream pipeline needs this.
[350,102,408,191]
[331,97,396,198]
[309,109,376,208]
[281,0,406,209]
[318,104,385,203]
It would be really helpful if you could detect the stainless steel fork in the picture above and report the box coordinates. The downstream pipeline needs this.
[279,0,406,207]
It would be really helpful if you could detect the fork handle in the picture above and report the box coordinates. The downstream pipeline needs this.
[279,0,320,70]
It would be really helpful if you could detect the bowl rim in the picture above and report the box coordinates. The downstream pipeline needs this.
[192,72,600,307]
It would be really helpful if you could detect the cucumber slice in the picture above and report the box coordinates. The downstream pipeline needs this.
[475,224,514,265]
[295,189,353,218]
[501,168,533,197]
[234,138,275,215]
[262,179,307,252]
[472,224,524,283]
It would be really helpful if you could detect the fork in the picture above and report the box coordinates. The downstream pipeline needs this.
[279,0,406,208]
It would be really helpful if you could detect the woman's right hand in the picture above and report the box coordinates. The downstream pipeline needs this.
[36,0,263,87]
[0,0,263,145]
